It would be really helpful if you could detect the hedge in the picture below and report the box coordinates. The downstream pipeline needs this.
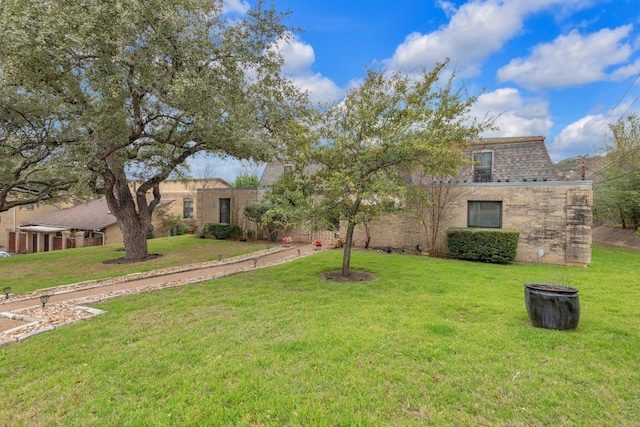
[202,223,231,240]
[447,228,519,264]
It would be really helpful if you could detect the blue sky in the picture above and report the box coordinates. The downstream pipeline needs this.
[200,0,640,181]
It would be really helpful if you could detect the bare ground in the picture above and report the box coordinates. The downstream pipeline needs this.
[592,226,640,250]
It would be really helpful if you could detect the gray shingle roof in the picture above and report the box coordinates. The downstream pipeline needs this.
[22,198,117,231]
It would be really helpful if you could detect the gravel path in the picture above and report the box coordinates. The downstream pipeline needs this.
[0,244,320,346]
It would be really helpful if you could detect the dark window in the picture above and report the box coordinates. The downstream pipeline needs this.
[219,198,231,224]
[468,201,502,228]
[26,204,34,211]
[183,198,193,219]
[473,152,492,182]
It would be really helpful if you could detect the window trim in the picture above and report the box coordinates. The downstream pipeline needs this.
[219,198,231,224]
[472,150,494,183]
[467,200,503,228]
[183,198,194,219]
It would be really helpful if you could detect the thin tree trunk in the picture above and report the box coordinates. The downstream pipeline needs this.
[341,221,356,277]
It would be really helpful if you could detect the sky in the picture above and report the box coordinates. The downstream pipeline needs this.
[199,0,640,182]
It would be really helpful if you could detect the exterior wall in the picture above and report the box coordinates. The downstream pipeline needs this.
[103,223,124,246]
[139,179,228,237]
[196,188,267,238]
[346,181,592,266]
[0,202,70,251]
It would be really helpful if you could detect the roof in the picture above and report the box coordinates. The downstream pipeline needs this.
[463,136,559,182]
[21,198,117,231]
[259,162,323,187]
[259,136,560,186]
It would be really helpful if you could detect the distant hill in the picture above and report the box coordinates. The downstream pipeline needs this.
[555,155,607,181]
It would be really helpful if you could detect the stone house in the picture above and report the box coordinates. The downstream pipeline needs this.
[349,136,592,265]
[1,179,227,254]
[196,136,592,265]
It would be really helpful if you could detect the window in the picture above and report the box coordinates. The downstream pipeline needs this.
[26,204,34,211]
[219,198,231,224]
[468,201,502,228]
[183,198,193,219]
[473,152,492,182]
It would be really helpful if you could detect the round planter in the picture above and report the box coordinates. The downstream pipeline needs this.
[524,283,580,330]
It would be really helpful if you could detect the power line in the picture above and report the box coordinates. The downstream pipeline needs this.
[592,167,640,185]
[583,75,640,180]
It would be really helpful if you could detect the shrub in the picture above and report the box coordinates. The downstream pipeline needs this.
[202,223,231,240]
[229,224,244,240]
[447,228,519,264]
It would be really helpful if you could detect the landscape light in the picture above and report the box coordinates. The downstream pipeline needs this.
[40,295,50,308]
[3,287,10,300]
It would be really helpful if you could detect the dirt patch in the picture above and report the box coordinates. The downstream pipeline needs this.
[102,253,163,264]
[592,226,640,250]
[320,270,377,282]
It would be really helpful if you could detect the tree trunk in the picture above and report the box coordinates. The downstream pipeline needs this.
[364,222,371,249]
[104,176,155,261]
[120,211,151,260]
[341,221,356,277]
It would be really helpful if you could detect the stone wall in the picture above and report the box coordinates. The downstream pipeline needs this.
[345,181,592,266]
[196,188,267,238]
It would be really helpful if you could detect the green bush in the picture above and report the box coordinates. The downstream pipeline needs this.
[229,224,244,240]
[202,223,231,240]
[447,228,519,264]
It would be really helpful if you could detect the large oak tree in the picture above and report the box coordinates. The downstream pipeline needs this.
[0,0,306,260]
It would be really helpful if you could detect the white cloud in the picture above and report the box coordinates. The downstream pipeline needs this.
[498,26,635,89]
[611,58,640,81]
[548,101,640,160]
[472,88,553,137]
[275,36,344,104]
[385,0,589,76]
[548,114,610,160]
[223,0,250,14]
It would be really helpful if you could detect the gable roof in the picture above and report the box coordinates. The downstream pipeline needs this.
[22,198,117,231]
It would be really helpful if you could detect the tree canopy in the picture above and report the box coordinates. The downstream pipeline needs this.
[594,114,640,229]
[0,81,80,212]
[293,62,493,276]
[0,0,306,260]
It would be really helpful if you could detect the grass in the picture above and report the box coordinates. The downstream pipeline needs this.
[1,243,639,425]
[0,235,270,294]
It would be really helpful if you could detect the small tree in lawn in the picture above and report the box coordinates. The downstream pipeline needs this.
[405,169,465,257]
[403,141,473,257]
[300,61,492,277]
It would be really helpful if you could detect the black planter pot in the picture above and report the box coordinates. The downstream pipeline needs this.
[524,283,580,330]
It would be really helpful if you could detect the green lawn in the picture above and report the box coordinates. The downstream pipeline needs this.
[1,243,639,426]
[0,235,270,294]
